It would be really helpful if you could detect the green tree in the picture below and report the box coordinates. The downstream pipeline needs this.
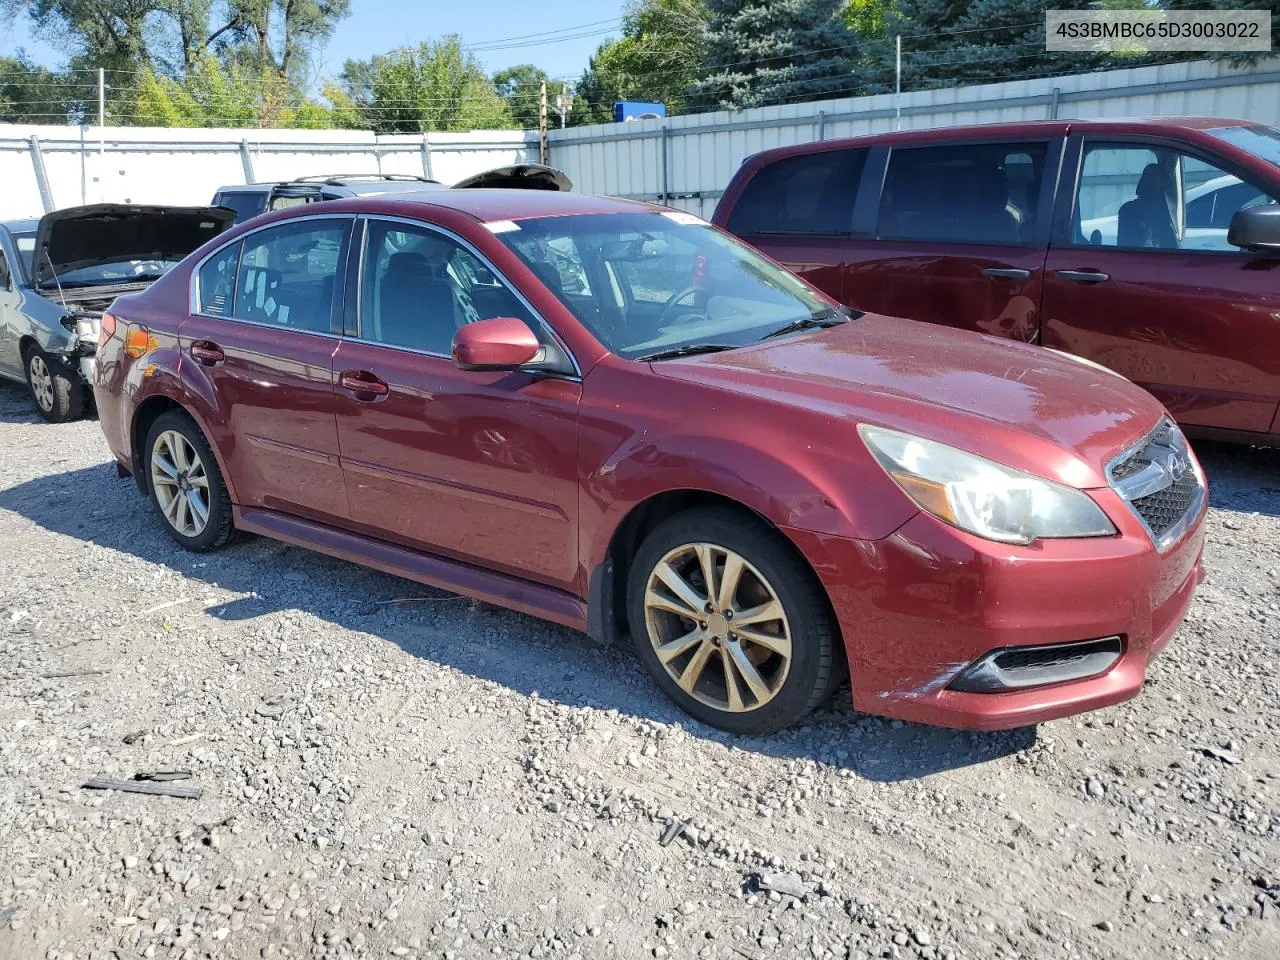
[338,36,514,133]
[0,54,84,123]
[693,0,860,109]
[130,54,334,127]
[492,63,548,129]
[571,0,708,125]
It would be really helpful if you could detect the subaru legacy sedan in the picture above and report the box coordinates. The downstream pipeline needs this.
[93,190,1206,733]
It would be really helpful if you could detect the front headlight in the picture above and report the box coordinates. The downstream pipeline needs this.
[859,425,1116,545]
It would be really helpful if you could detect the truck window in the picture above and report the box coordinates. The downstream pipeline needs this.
[726,149,866,236]
[877,142,1048,246]
[213,191,269,225]
[1074,144,1278,252]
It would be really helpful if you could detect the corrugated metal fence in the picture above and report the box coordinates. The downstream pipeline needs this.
[1,57,1276,221]
[550,57,1280,217]
[0,127,538,220]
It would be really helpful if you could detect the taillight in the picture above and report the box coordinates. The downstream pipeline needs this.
[123,325,157,359]
[99,311,117,349]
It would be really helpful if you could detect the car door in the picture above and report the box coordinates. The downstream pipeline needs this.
[183,214,354,523]
[841,137,1059,343]
[1042,137,1280,434]
[0,240,22,378]
[331,216,581,591]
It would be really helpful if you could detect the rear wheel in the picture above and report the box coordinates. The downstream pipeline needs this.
[23,345,85,423]
[144,411,236,551]
[627,507,839,735]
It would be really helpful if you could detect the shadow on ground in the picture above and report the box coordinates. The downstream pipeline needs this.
[17,387,1277,780]
[0,455,1034,783]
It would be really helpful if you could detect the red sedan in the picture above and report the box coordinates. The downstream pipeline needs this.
[93,190,1207,733]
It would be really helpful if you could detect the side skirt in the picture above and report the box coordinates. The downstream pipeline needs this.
[234,506,589,632]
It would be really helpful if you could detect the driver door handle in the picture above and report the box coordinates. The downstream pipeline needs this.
[1056,269,1111,284]
[189,340,225,366]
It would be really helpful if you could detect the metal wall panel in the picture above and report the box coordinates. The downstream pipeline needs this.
[0,126,538,219]
[549,58,1279,215]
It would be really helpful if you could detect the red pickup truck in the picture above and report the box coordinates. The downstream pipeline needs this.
[714,118,1280,446]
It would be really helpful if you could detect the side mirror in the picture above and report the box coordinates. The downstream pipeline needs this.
[1227,205,1280,254]
[452,316,542,371]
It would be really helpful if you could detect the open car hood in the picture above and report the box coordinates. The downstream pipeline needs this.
[33,204,235,288]
[452,164,573,192]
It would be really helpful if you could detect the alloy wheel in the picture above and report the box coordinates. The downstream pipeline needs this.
[28,354,54,413]
[150,430,211,538]
[643,542,792,713]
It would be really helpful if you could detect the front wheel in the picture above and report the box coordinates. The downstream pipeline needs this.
[627,507,839,735]
[144,411,236,551]
[24,346,85,423]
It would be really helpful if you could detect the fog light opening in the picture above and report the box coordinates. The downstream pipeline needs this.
[947,636,1124,693]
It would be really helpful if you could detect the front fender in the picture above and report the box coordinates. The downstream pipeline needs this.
[581,431,917,572]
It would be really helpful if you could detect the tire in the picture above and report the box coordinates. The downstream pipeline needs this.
[144,410,236,552]
[23,345,85,423]
[626,507,839,735]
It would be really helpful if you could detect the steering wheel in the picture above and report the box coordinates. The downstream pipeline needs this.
[658,285,702,325]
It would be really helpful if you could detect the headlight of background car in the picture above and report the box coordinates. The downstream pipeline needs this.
[859,424,1116,545]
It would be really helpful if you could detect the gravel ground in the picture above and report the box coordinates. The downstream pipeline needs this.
[0,378,1277,960]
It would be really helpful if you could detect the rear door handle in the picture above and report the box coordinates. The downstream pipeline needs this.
[1056,269,1111,284]
[339,370,389,399]
[189,340,225,366]
[982,267,1032,281]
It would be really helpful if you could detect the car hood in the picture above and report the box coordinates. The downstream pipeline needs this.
[33,204,235,288]
[453,164,573,191]
[651,314,1169,488]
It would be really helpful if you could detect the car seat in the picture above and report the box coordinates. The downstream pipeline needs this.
[1117,164,1178,249]
[377,251,460,353]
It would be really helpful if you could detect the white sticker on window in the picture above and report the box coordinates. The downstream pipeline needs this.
[485,220,521,234]
[277,305,290,326]
[661,211,706,226]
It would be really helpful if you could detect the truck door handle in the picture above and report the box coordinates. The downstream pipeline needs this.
[189,340,225,366]
[982,267,1031,281]
[339,370,389,399]
[1056,269,1111,284]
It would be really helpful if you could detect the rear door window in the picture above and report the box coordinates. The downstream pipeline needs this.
[877,142,1049,245]
[726,149,866,236]
[196,242,241,316]
[231,218,350,333]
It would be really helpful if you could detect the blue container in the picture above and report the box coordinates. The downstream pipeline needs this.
[614,101,666,123]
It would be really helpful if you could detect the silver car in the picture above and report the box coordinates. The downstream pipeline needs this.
[0,204,233,421]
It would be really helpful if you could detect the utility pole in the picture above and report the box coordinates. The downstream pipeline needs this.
[894,36,902,131]
[538,80,548,165]
[97,69,106,129]
[555,83,573,129]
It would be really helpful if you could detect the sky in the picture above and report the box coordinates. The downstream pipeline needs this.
[1,0,623,82]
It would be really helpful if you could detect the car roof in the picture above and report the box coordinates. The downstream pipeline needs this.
[745,117,1264,162]
[342,188,659,222]
[2,219,40,232]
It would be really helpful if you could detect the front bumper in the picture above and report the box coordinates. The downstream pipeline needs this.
[785,485,1206,730]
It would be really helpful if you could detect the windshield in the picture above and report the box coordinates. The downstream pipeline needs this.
[1208,124,1280,169]
[496,212,833,359]
[44,259,178,288]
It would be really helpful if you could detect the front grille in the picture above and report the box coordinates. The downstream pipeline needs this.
[1107,418,1204,551]
[1131,470,1199,539]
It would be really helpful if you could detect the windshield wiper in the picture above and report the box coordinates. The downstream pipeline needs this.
[634,343,736,362]
[759,307,852,341]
